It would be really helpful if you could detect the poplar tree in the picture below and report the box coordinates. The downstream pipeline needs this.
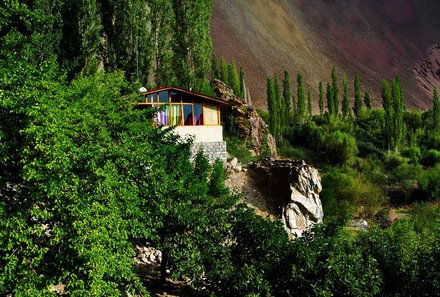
[297,72,306,121]
[326,83,334,115]
[319,81,324,115]
[392,77,405,151]
[331,67,339,116]
[220,58,228,84]
[354,73,362,119]
[283,70,292,115]
[274,75,284,138]
[433,88,440,131]
[364,91,371,109]
[342,74,351,118]
[382,80,393,152]
[307,90,313,116]
[211,53,219,79]
[239,66,245,99]
[228,63,241,96]
[267,77,276,136]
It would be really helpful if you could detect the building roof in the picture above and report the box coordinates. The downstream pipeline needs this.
[144,86,230,105]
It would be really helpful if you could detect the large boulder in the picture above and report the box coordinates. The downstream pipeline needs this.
[251,159,323,238]
[213,79,277,157]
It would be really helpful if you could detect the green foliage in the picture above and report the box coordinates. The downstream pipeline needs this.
[318,81,324,115]
[225,136,255,165]
[433,88,440,131]
[307,89,313,116]
[239,66,245,98]
[364,91,371,109]
[331,66,340,116]
[209,159,229,197]
[342,74,351,118]
[283,70,292,115]
[297,72,306,121]
[354,73,363,119]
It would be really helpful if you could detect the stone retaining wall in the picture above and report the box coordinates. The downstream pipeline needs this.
[191,141,227,164]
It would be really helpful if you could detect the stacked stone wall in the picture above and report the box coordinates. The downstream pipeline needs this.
[191,141,227,164]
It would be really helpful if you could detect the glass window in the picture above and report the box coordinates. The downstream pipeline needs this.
[158,91,169,103]
[170,91,180,102]
[183,104,193,125]
[147,94,156,103]
[171,104,182,126]
[194,104,203,125]
[181,94,193,103]
[155,106,169,126]
[203,104,218,125]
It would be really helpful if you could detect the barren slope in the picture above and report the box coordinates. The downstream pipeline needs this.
[211,0,440,110]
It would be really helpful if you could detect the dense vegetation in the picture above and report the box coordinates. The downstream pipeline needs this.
[1,1,440,296]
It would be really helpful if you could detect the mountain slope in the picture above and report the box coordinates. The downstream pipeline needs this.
[211,0,440,110]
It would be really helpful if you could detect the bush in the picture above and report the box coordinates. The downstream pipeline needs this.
[422,149,440,166]
[401,146,422,164]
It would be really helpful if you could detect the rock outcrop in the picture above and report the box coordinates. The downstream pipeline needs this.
[251,159,323,238]
[413,45,440,98]
[213,79,277,157]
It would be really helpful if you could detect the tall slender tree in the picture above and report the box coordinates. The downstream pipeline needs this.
[392,77,405,151]
[297,72,306,121]
[433,88,440,131]
[228,63,240,96]
[220,58,228,84]
[274,75,284,138]
[342,74,351,118]
[283,70,292,116]
[364,91,371,110]
[239,66,245,99]
[353,73,362,119]
[382,80,393,152]
[211,53,219,79]
[307,89,313,117]
[318,81,324,115]
[326,83,334,115]
[267,77,276,137]
[331,67,339,116]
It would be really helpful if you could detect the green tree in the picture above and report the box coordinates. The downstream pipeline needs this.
[297,72,306,121]
[319,81,324,115]
[228,63,241,96]
[342,74,351,118]
[433,88,440,131]
[326,83,334,115]
[364,91,372,110]
[331,67,340,116]
[220,57,229,84]
[274,75,284,138]
[283,70,292,115]
[307,89,313,116]
[239,66,245,99]
[382,80,393,152]
[354,73,362,119]
[211,53,220,79]
[391,77,405,152]
[267,77,276,136]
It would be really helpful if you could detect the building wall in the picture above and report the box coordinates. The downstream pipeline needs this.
[173,126,227,163]
[191,141,228,164]
[174,126,223,143]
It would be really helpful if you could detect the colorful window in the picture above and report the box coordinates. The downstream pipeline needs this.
[183,104,193,125]
[170,104,182,126]
[203,104,218,125]
[155,106,169,126]
[194,104,203,125]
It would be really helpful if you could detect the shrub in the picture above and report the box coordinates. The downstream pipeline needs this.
[401,146,422,164]
[421,149,440,166]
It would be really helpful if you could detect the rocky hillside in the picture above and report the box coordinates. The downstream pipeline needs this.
[211,0,440,110]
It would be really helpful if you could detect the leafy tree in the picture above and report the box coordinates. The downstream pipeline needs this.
[433,88,440,131]
[382,80,393,152]
[274,75,284,138]
[354,73,362,119]
[342,74,351,118]
[283,70,292,115]
[364,91,372,109]
[391,77,405,152]
[307,89,313,116]
[331,66,340,116]
[326,83,334,115]
[297,72,306,121]
[228,63,241,96]
[220,57,229,84]
[211,53,220,79]
[239,66,245,99]
[267,77,276,136]
[319,81,324,115]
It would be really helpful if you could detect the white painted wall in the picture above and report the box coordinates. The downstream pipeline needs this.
[174,126,223,143]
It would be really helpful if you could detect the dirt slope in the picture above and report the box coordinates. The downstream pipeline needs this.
[211,0,440,110]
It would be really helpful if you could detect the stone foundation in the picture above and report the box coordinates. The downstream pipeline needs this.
[191,141,227,164]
